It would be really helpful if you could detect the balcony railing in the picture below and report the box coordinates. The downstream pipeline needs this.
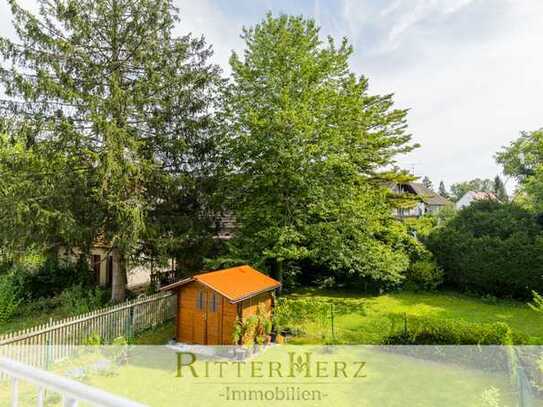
[0,356,147,407]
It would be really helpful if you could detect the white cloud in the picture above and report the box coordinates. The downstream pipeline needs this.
[335,0,543,192]
[173,0,244,72]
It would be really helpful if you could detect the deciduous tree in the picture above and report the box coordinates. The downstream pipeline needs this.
[496,129,543,210]
[218,14,417,288]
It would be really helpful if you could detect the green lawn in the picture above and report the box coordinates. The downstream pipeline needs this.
[284,289,543,345]
[2,289,541,345]
[1,345,519,407]
[133,322,176,344]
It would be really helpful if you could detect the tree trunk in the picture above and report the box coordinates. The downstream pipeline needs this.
[271,259,284,295]
[111,251,127,303]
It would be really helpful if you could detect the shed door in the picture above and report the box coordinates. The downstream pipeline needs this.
[193,289,207,344]
[206,292,221,345]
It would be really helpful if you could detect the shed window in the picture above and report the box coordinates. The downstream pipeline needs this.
[197,290,205,310]
[210,293,218,313]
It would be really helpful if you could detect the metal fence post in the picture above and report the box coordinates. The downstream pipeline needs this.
[330,303,335,343]
[128,306,135,339]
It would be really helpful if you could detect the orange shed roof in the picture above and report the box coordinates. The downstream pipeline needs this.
[160,265,281,303]
[194,265,280,303]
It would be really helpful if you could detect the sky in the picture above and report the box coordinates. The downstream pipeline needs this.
[2,0,543,192]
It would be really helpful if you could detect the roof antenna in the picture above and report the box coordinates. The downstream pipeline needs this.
[404,162,418,176]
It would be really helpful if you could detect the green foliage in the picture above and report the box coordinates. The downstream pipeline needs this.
[7,256,94,300]
[403,215,437,239]
[404,258,443,291]
[84,333,104,346]
[384,315,513,345]
[217,13,417,289]
[493,175,508,202]
[0,0,222,301]
[477,387,503,407]
[0,273,22,323]
[497,129,543,210]
[273,297,330,332]
[435,205,457,224]
[426,200,543,298]
[438,181,449,199]
[528,291,543,314]
[58,285,110,315]
[232,306,273,345]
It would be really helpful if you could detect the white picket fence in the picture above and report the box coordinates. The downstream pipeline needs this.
[0,292,176,379]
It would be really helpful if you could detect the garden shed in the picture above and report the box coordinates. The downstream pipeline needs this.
[161,265,281,345]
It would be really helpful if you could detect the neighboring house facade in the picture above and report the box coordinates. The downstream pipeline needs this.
[392,182,452,218]
[58,242,164,291]
[456,191,498,210]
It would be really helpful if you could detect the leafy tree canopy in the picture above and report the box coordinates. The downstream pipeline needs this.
[496,129,543,210]
[217,14,418,288]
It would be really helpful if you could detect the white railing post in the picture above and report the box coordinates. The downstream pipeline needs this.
[37,387,45,407]
[10,377,18,407]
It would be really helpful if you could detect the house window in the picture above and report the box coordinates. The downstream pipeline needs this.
[197,290,205,310]
[210,293,218,313]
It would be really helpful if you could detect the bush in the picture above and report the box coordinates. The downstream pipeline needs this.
[9,256,94,300]
[426,201,543,299]
[404,258,443,291]
[0,274,21,323]
[384,315,513,345]
[58,285,110,315]
[382,315,515,372]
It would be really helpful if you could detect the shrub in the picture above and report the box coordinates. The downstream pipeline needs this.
[404,258,443,291]
[426,201,543,298]
[58,285,109,315]
[10,256,94,300]
[382,315,515,372]
[0,274,21,323]
[384,315,513,345]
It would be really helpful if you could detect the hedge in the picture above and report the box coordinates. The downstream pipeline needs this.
[426,201,543,298]
[382,315,516,372]
[383,315,514,345]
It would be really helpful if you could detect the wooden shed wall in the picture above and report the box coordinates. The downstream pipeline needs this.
[175,283,274,345]
[176,281,239,345]
[240,292,273,319]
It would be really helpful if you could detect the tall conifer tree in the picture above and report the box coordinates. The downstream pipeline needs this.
[0,0,222,301]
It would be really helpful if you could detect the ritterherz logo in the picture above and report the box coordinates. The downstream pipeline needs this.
[176,351,367,379]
